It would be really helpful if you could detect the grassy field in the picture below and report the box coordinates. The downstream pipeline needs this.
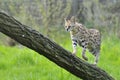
[0,36,120,80]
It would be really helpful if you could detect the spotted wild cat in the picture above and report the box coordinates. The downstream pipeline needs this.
[64,16,101,65]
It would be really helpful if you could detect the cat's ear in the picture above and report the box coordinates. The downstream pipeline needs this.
[64,18,67,22]
[70,16,75,23]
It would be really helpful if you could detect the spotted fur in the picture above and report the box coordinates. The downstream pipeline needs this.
[64,16,101,65]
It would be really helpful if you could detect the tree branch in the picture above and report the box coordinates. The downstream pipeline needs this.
[0,11,114,80]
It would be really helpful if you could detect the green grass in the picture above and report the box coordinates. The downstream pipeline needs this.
[0,46,80,80]
[0,37,120,80]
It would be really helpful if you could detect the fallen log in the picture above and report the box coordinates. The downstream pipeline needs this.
[0,11,114,80]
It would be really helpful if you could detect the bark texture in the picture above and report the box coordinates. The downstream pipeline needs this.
[0,11,114,80]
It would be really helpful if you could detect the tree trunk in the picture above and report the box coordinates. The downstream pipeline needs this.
[0,11,114,80]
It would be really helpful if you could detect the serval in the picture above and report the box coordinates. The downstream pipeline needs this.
[64,16,101,65]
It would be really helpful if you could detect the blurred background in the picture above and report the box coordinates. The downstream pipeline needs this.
[0,0,120,80]
[0,0,120,45]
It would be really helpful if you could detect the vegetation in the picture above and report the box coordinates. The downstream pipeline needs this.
[0,0,120,38]
[0,46,80,80]
[0,0,120,80]
[0,37,119,80]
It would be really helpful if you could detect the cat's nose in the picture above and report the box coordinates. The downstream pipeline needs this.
[66,26,71,31]
[66,28,69,31]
